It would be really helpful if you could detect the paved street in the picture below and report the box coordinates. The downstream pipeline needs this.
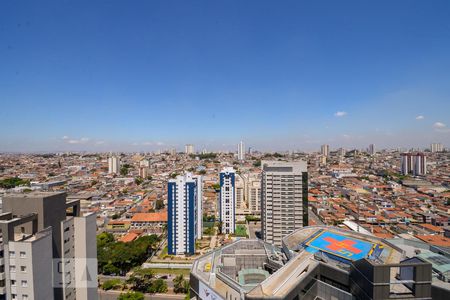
[98,290,185,300]
[247,221,261,239]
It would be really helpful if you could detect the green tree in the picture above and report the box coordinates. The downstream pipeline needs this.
[0,177,30,189]
[173,274,188,293]
[97,232,114,248]
[148,279,168,293]
[101,279,122,290]
[155,199,165,210]
[120,166,130,176]
[117,292,144,300]
[135,177,144,185]
[127,268,154,292]
[97,234,160,275]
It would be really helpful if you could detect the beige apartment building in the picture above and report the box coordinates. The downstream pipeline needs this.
[0,192,97,300]
[261,161,308,246]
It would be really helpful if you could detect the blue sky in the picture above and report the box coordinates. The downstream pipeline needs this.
[1,0,450,152]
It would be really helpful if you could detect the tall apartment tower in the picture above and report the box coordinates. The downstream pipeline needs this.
[247,175,261,214]
[0,192,97,300]
[235,173,246,211]
[261,161,308,246]
[219,167,236,234]
[369,144,375,155]
[108,156,120,174]
[430,143,444,153]
[237,141,245,160]
[167,173,202,255]
[185,144,195,155]
[320,144,330,157]
[401,153,427,176]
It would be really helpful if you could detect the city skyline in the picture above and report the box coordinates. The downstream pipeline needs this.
[1,1,450,152]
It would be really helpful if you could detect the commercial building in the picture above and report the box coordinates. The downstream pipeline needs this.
[167,173,203,255]
[401,153,427,176]
[185,144,195,155]
[237,141,245,161]
[219,167,236,234]
[0,192,97,300]
[320,144,330,157]
[261,161,308,246]
[190,226,449,300]
[107,156,120,174]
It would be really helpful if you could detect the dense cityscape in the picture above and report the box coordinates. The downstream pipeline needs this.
[0,142,449,299]
[2,1,450,299]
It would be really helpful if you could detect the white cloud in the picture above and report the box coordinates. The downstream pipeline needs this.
[62,135,69,140]
[95,141,105,145]
[66,137,90,144]
[132,141,166,147]
[415,115,424,120]
[433,122,450,133]
[334,111,347,117]
[342,134,351,139]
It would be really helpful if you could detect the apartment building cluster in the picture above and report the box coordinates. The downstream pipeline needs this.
[0,192,96,300]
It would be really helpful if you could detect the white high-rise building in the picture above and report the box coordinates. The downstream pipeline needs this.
[167,173,202,255]
[247,175,261,214]
[431,143,444,153]
[369,144,376,155]
[401,153,427,176]
[320,144,330,157]
[0,192,97,300]
[139,159,150,168]
[108,156,120,174]
[219,167,236,234]
[235,173,247,211]
[237,141,245,160]
[185,144,195,155]
[261,161,308,246]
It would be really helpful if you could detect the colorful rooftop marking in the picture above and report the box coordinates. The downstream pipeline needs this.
[305,231,377,261]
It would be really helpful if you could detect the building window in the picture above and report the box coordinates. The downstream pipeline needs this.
[10,266,16,272]
[21,280,27,287]
[11,294,17,299]
[20,266,26,272]
[9,251,15,258]
[11,280,16,286]
[20,251,26,258]
[22,295,28,300]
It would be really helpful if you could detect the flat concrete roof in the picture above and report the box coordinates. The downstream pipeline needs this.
[4,191,66,198]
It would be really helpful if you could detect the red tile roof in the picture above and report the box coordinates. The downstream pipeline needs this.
[131,211,168,222]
